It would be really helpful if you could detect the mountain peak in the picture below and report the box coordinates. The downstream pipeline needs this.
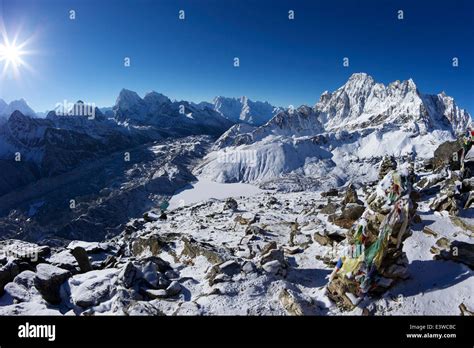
[348,72,373,81]
[143,91,171,105]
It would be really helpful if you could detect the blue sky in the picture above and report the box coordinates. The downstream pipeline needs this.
[0,0,473,113]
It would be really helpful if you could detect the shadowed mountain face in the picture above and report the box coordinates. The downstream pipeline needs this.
[0,95,233,243]
[113,89,234,135]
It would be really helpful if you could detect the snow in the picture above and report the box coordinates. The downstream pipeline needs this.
[168,177,262,210]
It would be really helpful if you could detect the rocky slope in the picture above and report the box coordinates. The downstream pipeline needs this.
[0,140,472,316]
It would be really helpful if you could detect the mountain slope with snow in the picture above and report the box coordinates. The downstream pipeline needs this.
[0,99,36,123]
[113,89,234,136]
[211,96,282,126]
[196,73,472,189]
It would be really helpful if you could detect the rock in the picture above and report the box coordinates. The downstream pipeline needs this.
[166,280,181,297]
[430,194,459,215]
[46,250,78,271]
[423,226,438,237]
[34,263,71,304]
[319,202,338,215]
[4,282,31,302]
[119,262,142,288]
[284,246,303,255]
[321,188,338,197]
[435,237,451,250]
[70,270,116,308]
[67,241,109,253]
[379,156,397,180]
[260,241,277,255]
[262,260,282,274]
[459,303,474,316]
[0,261,20,295]
[131,234,166,257]
[181,237,224,265]
[464,191,474,209]
[223,197,238,211]
[145,289,167,299]
[4,270,39,303]
[313,232,345,246]
[436,241,474,268]
[266,196,279,207]
[141,261,159,287]
[70,247,92,273]
[125,301,165,315]
[245,225,265,235]
[413,214,422,224]
[141,256,172,273]
[330,203,365,229]
[279,289,304,316]
[342,184,359,205]
[218,260,241,276]
[261,248,285,266]
[313,233,332,246]
[432,139,463,170]
[174,301,202,315]
[242,261,256,273]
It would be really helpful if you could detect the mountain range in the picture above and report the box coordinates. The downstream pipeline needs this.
[0,99,36,122]
[196,73,472,190]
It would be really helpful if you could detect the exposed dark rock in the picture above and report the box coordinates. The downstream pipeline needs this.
[34,263,71,304]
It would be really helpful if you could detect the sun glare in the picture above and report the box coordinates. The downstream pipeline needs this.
[0,29,32,78]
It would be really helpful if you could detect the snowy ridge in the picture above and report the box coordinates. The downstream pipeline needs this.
[0,99,36,121]
[211,96,282,126]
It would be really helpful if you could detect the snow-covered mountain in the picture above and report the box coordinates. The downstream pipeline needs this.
[113,89,233,136]
[209,96,282,126]
[0,98,36,122]
[196,73,472,189]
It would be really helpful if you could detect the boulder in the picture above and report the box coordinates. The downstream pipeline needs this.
[4,270,39,302]
[330,204,365,229]
[379,156,397,180]
[166,280,182,297]
[279,289,304,316]
[119,262,142,288]
[0,261,20,295]
[145,289,167,299]
[319,202,338,215]
[245,225,265,235]
[436,241,474,269]
[70,247,92,273]
[432,139,463,170]
[342,184,359,205]
[262,260,282,274]
[181,237,225,265]
[131,234,166,257]
[223,198,238,211]
[34,264,71,304]
[321,188,338,197]
[218,260,241,277]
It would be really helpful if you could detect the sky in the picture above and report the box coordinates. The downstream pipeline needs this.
[0,0,473,113]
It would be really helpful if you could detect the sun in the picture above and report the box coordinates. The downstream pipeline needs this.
[0,30,32,78]
[0,41,24,67]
